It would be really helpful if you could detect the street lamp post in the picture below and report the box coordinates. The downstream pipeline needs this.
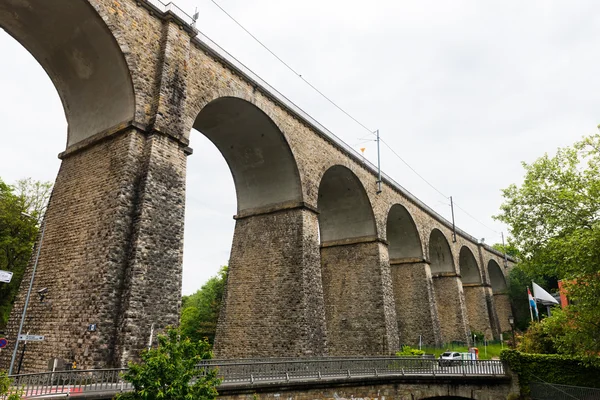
[508,315,516,349]
[9,214,46,375]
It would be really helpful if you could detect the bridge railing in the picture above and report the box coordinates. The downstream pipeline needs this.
[199,357,506,384]
[7,368,129,398]
[6,358,505,398]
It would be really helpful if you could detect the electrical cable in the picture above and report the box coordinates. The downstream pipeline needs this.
[208,0,376,135]
[207,0,504,240]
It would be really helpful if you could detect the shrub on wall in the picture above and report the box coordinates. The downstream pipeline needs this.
[501,349,600,395]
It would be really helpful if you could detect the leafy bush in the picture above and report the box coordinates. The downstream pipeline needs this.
[115,327,221,400]
[517,321,556,354]
[396,345,425,356]
[0,371,23,399]
[501,349,600,395]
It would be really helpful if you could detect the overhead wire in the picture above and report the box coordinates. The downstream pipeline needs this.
[206,0,503,240]
[208,0,376,134]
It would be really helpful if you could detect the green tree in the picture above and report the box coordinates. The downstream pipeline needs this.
[0,178,52,329]
[180,266,227,344]
[495,132,600,355]
[115,326,220,400]
[491,241,520,259]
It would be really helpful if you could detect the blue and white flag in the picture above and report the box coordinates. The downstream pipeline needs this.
[528,286,538,320]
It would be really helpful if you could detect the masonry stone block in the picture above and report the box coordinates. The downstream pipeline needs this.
[2,128,185,371]
[320,240,398,355]
[390,260,441,346]
[432,275,470,344]
[463,284,493,339]
[494,293,513,334]
[214,207,328,358]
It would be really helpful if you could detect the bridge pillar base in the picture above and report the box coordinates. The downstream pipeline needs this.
[2,127,188,372]
[320,240,399,355]
[463,284,494,340]
[432,274,470,344]
[213,207,328,358]
[493,293,512,334]
[390,260,441,346]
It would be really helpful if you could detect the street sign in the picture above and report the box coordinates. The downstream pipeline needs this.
[0,338,7,348]
[18,334,44,342]
[0,270,13,283]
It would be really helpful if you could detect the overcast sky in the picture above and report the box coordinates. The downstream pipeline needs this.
[2,0,599,295]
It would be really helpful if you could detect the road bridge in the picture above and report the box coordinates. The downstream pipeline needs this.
[0,0,515,372]
[9,358,518,399]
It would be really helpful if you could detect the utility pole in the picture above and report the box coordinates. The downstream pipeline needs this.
[501,232,508,267]
[376,129,382,194]
[450,196,457,243]
[10,215,46,375]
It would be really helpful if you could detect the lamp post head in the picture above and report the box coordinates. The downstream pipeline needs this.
[508,316,515,326]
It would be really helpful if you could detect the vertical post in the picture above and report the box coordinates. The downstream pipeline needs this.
[147,323,155,350]
[450,196,457,243]
[17,339,27,375]
[501,232,508,267]
[9,219,46,375]
[376,129,382,194]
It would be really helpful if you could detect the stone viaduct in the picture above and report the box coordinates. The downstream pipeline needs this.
[0,0,514,372]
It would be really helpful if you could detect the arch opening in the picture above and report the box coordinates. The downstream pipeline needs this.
[386,204,422,259]
[193,97,303,213]
[459,247,481,284]
[0,0,135,146]
[429,229,454,274]
[488,260,507,292]
[317,165,376,243]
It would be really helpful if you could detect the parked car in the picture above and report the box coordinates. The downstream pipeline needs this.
[438,351,462,366]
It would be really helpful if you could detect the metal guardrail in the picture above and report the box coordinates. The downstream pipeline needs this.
[8,358,506,398]
[8,368,129,398]
[201,358,505,385]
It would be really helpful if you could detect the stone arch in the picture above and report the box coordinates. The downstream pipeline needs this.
[387,205,439,346]
[386,204,423,259]
[429,229,455,274]
[459,246,481,284]
[488,260,507,292]
[460,246,494,339]
[0,0,135,147]
[317,165,397,354]
[488,259,511,334]
[317,165,377,243]
[193,96,303,213]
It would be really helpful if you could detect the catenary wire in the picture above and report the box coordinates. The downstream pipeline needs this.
[208,0,376,134]
[207,0,504,239]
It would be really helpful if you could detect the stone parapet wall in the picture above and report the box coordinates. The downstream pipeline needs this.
[218,376,517,400]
